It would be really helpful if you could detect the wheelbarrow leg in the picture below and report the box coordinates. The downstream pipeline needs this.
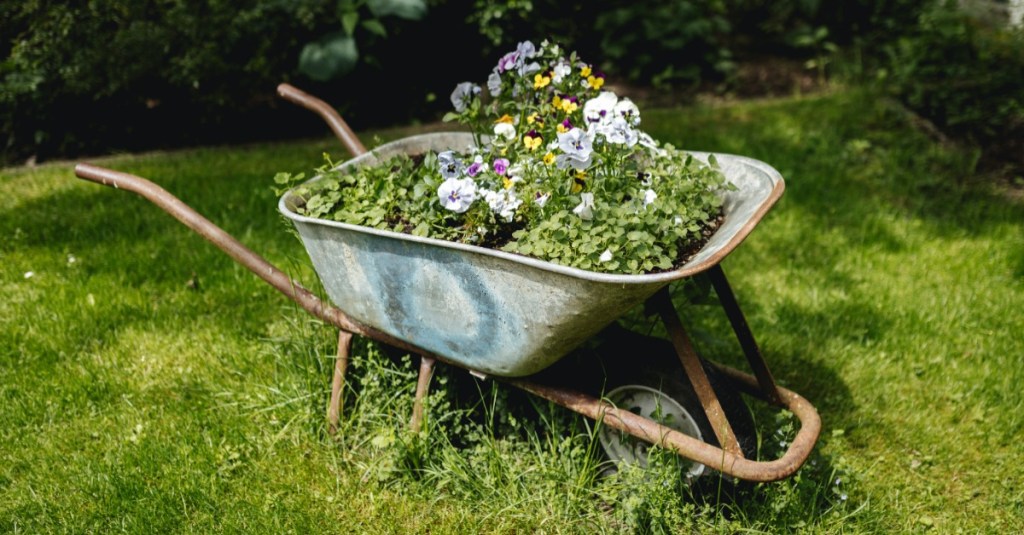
[706,265,783,405]
[650,288,744,457]
[410,356,436,433]
[328,330,355,435]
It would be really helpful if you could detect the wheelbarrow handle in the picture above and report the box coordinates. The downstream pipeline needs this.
[73,162,368,333]
[276,83,367,158]
[73,163,440,361]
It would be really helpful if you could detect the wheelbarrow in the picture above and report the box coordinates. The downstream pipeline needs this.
[73,84,820,483]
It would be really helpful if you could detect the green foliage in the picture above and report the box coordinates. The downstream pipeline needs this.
[0,0,442,165]
[297,0,427,81]
[467,0,735,87]
[886,1,1024,172]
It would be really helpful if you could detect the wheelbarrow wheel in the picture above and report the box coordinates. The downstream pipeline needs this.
[593,324,757,480]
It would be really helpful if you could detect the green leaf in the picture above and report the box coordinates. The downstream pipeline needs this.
[298,32,359,81]
[341,11,359,36]
[442,112,460,123]
[366,0,426,20]
[362,19,388,37]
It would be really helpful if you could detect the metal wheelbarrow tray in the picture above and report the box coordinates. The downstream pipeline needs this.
[74,85,820,483]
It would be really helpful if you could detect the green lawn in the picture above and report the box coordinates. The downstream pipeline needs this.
[2,89,1023,532]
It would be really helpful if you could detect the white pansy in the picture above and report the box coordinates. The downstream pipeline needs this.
[482,188,522,222]
[599,117,639,146]
[534,192,550,207]
[572,192,595,220]
[642,189,658,207]
[583,91,618,127]
[493,122,516,141]
[599,249,613,262]
[613,98,641,126]
[555,128,594,171]
[552,60,572,84]
[438,177,478,213]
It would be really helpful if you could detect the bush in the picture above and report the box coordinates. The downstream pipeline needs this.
[0,0,489,165]
[887,1,1024,172]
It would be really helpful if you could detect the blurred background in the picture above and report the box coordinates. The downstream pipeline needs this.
[2,0,1022,179]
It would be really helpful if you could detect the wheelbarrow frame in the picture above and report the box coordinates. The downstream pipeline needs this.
[73,84,820,483]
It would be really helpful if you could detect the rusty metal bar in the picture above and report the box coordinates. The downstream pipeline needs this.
[410,356,436,433]
[706,265,783,405]
[277,83,367,158]
[650,289,743,457]
[507,362,820,482]
[328,330,354,434]
[72,164,444,363]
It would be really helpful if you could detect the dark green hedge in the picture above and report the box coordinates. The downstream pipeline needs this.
[2,0,934,165]
[887,1,1024,173]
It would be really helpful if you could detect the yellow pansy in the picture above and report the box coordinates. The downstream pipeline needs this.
[533,72,551,89]
[523,134,543,151]
[587,75,605,90]
[571,172,587,193]
[580,65,592,78]
[495,114,515,124]
[543,152,556,165]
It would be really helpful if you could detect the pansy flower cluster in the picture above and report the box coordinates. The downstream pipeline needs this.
[287,41,730,274]
[434,40,731,273]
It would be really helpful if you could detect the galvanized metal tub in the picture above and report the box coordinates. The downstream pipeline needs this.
[279,132,784,377]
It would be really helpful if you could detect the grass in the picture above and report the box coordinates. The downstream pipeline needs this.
[2,88,1023,532]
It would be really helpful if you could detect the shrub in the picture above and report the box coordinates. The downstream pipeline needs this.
[0,0,485,165]
[887,1,1024,172]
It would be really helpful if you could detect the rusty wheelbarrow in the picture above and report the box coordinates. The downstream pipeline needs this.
[74,84,820,483]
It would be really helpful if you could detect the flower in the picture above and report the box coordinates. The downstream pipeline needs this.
[465,160,484,177]
[555,128,593,171]
[580,65,592,77]
[599,249,613,262]
[523,130,543,151]
[483,188,523,222]
[493,122,516,141]
[533,72,551,89]
[492,158,510,175]
[24,271,34,279]
[557,118,573,134]
[584,91,618,126]
[497,51,519,73]
[642,188,658,207]
[599,117,639,146]
[572,192,595,220]
[515,41,541,76]
[542,152,556,165]
[586,72,606,90]
[487,71,502,96]
[552,60,572,84]
[437,151,464,179]
[534,192,551,207]
[438,177,477,213]
[614,98,640,126]
[450,82,480,113]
